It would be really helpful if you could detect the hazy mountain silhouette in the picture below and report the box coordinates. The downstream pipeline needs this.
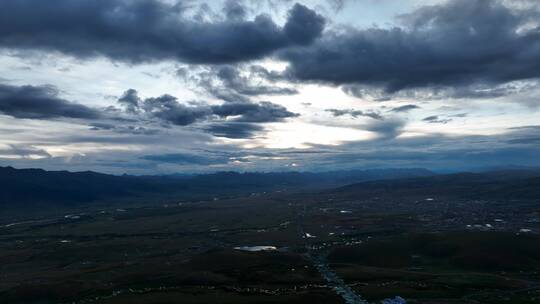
[0,166,433,208]
[333,169,540,200]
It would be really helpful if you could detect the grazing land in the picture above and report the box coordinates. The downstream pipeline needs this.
[1,169,540,303]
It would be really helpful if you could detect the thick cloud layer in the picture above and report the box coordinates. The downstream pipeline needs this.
[0,0,325,64]
[0,0,538,173]
[114,89,298,138]
[204,122,264,139]
[0,81,298,139]
[142,95,210,126]
[280,0,540,93]
[211,102,298,123]
[118,89,141,114]
[0,84,100,119]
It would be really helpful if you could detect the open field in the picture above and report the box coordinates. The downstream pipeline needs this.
[1,178,539,303]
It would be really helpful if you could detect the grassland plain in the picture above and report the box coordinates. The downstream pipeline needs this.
[1,183,539,303]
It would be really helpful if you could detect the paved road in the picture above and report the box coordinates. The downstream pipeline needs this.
[294,202,369,304]
[310,252,369,304]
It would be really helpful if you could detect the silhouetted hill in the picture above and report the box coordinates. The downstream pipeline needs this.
[333,169,540,200]
[0,166,434,209]
[0,166,169,206]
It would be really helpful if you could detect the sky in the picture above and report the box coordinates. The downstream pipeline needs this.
[0,0,539,174]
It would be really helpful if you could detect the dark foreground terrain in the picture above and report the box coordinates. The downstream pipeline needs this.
[1,169,540,303]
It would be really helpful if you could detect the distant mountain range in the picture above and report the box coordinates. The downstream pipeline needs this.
[0,166,434,209]
[3,165,538,214]
[333,169,540,200]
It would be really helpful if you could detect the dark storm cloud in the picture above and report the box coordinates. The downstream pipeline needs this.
[206,100,296,138]
[422,115,452,124]
[0,0,325,64]
[117,89,297,125]
[117,89,141,114]
[204,122,264,138]
[325,108,382,120]
[115,89,211,126]
[0,84,100,119]
[283,2,326,45]
[115,89,296,138]
[390,104,420,113]
[280,0,540,93]
[211,101,298,122]
[142,95,210,126]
